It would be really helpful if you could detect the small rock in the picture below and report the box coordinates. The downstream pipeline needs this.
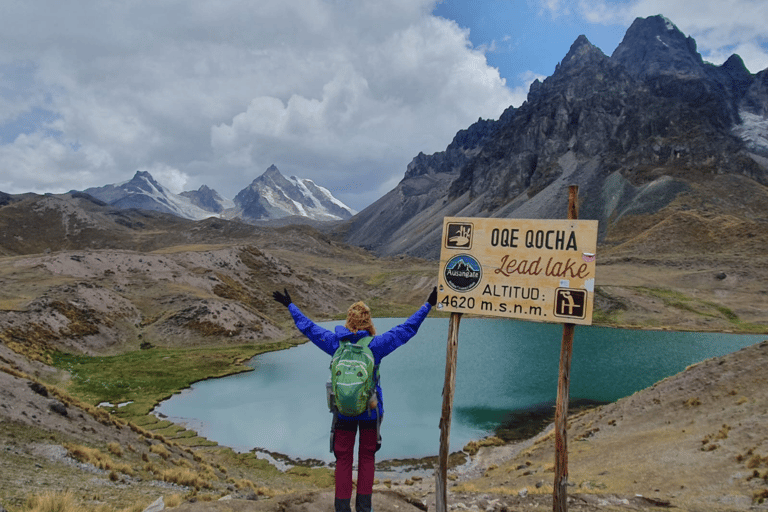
[143,497,164,512]
[518,488,528,498]
[28,382,48,397]
[49,402,68,417]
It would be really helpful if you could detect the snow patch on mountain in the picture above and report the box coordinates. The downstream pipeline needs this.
[733,110,768,154]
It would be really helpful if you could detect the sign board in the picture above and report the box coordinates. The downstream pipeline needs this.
[437,217,598,325]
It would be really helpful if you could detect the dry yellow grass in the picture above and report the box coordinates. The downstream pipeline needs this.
[149,443,170,460]
[107,442,123,457]
[159,467,211,489]
[164,494,183,508]
[23,492,86,512]
[65,443,136,477]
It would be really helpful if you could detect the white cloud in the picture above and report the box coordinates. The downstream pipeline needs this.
[539,0,572,17]
[575,0,768,72]
[147,165,190,194]
[0,0,515,210]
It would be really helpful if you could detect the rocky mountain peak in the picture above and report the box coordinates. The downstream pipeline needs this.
[82,171,220,221]
[127,170,163,194]
[233,165,354,221]
[179,184,232,214]
[263,164,282,178]
[721,54,751,79]
[342,14,768,260]
[555,34,607,76]
[611,14,703,79]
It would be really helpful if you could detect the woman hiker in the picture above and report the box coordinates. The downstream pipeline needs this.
[272,287,438,512]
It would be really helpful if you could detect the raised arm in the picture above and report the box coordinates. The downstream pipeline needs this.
[287,303,339,356]
[273,288,339,356]
[371,287,436,358]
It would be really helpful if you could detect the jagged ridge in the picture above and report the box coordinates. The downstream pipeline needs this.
[343,14,768,260]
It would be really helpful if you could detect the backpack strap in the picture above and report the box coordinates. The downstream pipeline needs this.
[357,336,379,382]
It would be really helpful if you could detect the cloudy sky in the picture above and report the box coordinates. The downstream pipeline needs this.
[1,0,766,212]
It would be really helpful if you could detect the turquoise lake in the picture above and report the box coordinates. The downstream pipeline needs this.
[155,318,765,463]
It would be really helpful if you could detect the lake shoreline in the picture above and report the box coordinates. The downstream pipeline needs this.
[154,321,766,475]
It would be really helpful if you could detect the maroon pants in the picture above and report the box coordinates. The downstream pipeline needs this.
[333,419,379,499]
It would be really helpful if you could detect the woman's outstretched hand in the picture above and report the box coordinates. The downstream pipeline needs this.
[427,286,437,307]
[272,288,292,308]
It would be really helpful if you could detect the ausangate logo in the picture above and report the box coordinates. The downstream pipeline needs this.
[443,254,482,292]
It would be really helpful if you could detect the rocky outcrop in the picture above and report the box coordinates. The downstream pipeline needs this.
[343,15,768,259]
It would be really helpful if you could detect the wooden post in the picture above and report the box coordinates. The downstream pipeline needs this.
[553,185,579,512]
[436,311,462,512]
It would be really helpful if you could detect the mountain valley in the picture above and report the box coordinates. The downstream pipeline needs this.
[1,13,768,512]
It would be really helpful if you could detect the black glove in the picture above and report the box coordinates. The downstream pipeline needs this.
[427,286,437,307]
[272,288,292,308]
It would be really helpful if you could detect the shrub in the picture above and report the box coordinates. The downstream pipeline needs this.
[66,444,113,470]
[753,489,768,504]
[23,491,86,512]
[150,443,171,460]
[160,468,210,489]
[684,397,701,407]
[165,494,182,508]
[107,442,124,457]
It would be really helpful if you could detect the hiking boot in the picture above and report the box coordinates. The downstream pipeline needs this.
[355,494,372,512]
[335,498,352,512]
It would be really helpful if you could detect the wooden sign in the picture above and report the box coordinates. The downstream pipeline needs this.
[437,217,598,325]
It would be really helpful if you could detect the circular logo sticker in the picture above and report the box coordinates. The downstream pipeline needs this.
[443,254,482,292]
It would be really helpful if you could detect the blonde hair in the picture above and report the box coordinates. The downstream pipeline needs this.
[345,301,376,335]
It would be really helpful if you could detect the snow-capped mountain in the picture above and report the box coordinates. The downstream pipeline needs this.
[82,171,223,221]
[79,166,354,223]
[179,185,235,214]
[233,165,355,221]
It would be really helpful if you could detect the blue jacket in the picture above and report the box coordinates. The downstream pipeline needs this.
[288,302,432,421]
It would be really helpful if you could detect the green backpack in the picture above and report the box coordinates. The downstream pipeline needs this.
[330,337,378,417]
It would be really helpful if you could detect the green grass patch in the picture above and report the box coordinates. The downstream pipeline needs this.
[175,436,219,447]
[51,342,293,417]
[636,287,766,332]
[168,429,198,439]
[286,466,335,488]
[152,424,187,437]
[129,415,164,427]
[591,307,623,326]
